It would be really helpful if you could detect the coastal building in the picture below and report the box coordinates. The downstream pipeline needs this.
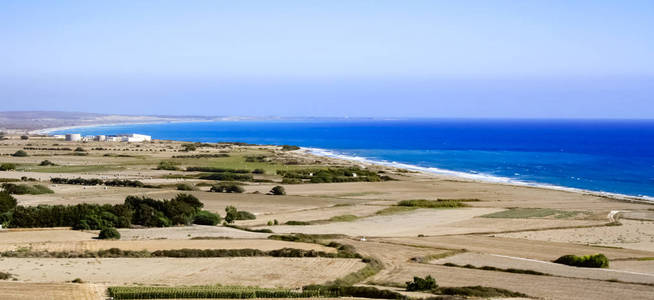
[65,133,82,141]
[94,135,106,141]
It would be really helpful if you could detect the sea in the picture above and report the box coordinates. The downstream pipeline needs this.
[50,119,654,199]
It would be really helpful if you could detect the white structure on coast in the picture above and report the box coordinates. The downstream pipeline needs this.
[61,133,151,143]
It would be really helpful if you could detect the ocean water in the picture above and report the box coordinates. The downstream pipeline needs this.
[52,119,654,198]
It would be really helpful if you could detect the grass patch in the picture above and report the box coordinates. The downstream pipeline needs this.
[1,183,54,195]
[223,223,272,233]
[553,253,609,268]
[482,208,581,219]
[375,206,417,215]
[442,262,547,275]
[438,286,529,298]
[397,199,468,208]
[327,214,359,222]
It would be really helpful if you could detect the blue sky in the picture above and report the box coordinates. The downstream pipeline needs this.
[1,0,653,118]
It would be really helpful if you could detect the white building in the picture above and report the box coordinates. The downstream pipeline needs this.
[65,133,81,141]
[106,134,152,142]
[94,135,106,142]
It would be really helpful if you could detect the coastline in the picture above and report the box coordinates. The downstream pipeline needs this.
[33,121,654,204]
[299,147,654,204]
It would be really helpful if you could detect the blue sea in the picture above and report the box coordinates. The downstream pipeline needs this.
[51,119,654,199]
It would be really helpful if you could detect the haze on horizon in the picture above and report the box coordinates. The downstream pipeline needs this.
[1,0,653,119]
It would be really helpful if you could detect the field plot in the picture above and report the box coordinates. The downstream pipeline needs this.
[263,207,604,237]
[382,235,654,261]
[372,263,654,300]
[116,225,270,240]
[432,252,654,284]
[0,257,365,287]
[0,238,336,253]
[0,229,96,244]
[239,204,385,226]
[497,219,654,251]
[0,281,102,300]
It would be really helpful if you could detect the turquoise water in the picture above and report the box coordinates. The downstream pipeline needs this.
[52,119,654,198]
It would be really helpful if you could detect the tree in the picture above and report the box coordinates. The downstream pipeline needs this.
[224,205,238,223]
[406,275,438,291]
[12,150,28,157]
[0,192,17,213]
[269,185,286,195]
[98,227,121,239]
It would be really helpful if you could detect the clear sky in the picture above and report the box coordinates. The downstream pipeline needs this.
[1,0,653,118]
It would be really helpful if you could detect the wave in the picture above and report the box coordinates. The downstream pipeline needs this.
[303,147,654,203]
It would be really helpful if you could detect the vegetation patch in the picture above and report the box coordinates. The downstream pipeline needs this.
[397,199,468,208]
[98,227,121,240]
[277,167,393,183]
[482,208,582,219]
[1,183,54,195]
[438,286,529,298]
[209,182,244,193]
[0,272,13,280]
[0,163,17,171]
[442,262,546,275]
[406,275,438,291]
[375,206,418,215]
[156,160,179,170]
[224,224,272,233]
[193,210,221,225]
[554,254,609,268]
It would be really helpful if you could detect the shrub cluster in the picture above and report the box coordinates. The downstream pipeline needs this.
[406,275,438,291]
[11,150,28,157]
[51,177,104,185]
[224,205,256,223]
[156,161,179,170]
[5,193,203,230]
[553,254,609,268]
[281,145,300,151]
[269,185,286,195]
[209,182,244,193]
[38,160,57,166]
[23,147,72,151]
[193,210,221,225]
[98,227,121,239]
[0,163,16,171]
[245,155,267,162]
[397,199,468,208]
[1,183,54,195]
[172,153,229,158]
[439,286,528,298]
[277,167,391,183]
[176,183,196,191]
[200,173,253,181]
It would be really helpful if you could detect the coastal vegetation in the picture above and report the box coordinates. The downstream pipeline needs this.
[98,227,121,240]
[1,183,54,195]
[209,182,244,193]
[0,163,16,171]
[554,254,609,268]
[397,199,469,208]
[277,167,393,183]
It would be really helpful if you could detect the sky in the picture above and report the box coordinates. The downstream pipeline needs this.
[1,0,653,118]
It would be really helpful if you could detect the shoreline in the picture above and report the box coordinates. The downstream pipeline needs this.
[32,121,654,204]
[300,147,654,204]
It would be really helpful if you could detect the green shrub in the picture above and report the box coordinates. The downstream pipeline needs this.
[193,210,221,225]
[281,145,300,151]
[0,163,16,171]
[0,272,13,280]
[11,150,28,157]
[176,183,196,191]
[0,192,17,213]
[71,278,84,283]
[157,160,179,170]
[187,167,250,173]
[74,147,86,152]
[285,220,311,225]
[252,168,265,174]
[181,144,197,151]
[439,286,528,298]
[397,199,468,208]
[406,275,438,291]
[199,173,253,181]
[1,183,54,195]
[38,160,57,166]
[554,254,609,268]
[209,182,244,193]
[237,210,256,220]
[98,227,121,239]
[224,206,238,223]
[269,185,286,195]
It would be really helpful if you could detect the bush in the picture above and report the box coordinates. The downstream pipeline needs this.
[406,275,438,291]
[181,144,197,151]
[209,182,244,193]
[98,227,121,239]
[71,278,84,283]
[397,199,468,208]
[237,210,256,220]
[252,168,265,174]
[176,183,196,191]
[439,286,528,298]
[11,150,28,157]
[199,173,253,181]
[1,183,54,195]
[269,185,286,195]
[554,254,609,268]
[0,192,17,213]
[193,210,221,225]
[20,135,29,140]
[281,145,300,151]
[224,205,238,223]
[157,161,179,170]
[74,147,86,152]
[39,160,57,166]
[0,163,16,171]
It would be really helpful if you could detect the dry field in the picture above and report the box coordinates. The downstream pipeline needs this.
[0,281,103,300]
[0,257,364,288]
[497,219,654,251]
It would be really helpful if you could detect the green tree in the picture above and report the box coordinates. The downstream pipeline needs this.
[193,210,221,225]
[0,163,16,171]
[224,205,238,223]
[0,192,17,213]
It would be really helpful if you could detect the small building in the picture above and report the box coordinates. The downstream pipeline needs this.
[94,135,106,142]
[65,133,81,141]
